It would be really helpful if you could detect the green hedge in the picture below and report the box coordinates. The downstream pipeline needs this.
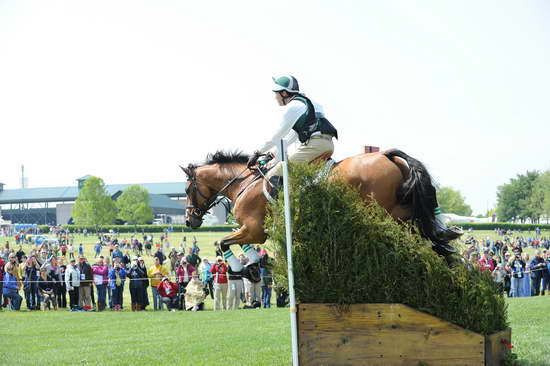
[267,163,508,335]
[451,222,550,231]
[36,224,238,234]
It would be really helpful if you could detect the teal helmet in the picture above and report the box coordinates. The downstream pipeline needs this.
[272,75,300,93]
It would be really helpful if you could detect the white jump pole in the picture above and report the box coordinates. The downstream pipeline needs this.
[279,139,300,366]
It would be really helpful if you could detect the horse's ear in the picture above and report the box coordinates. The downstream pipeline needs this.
[180,165,191,177]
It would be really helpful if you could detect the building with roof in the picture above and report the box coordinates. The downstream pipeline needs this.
[0,176,227,225]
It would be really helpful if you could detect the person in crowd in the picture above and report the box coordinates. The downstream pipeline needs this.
[24,256,41,310]
[144,240,152,256]
[16,246,25,263]
[55,256,67,308]
[94,242,102,258]
[104,256,113,309]
[65,258,81,309]
[478,249,496,272]
[121,251,131,268]
[128,256,147,311]
[2,263,22,310]
[67,243,75,260]
[492,263,507,295]
[92,258,109,311]
[192,237,200,255]
[529,250,546,296]
[168,248,179,275]
[185,272,206,311]
[137,257,149,310]
[520,253,531,297]
[154,247,166,265]
[507,252,525,297]
[109,262,126,311]
[111,245,123,261]
[199,258,214,300]
[211,256,228,311]
[0,256,4,307]
[186,247,201,268]
[227,257,244,310]
[78,256,93,310]
[157,277,179,312]
[175,257,195,310]
[243,262,262,309]
[148,256,169,311]
[260,255,273,308]
[78,243,84,257]
[60,243,67,257]
[38,267,56,311]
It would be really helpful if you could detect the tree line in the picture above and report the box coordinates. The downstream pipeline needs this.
[72,176,154,230]
[496,170,550,223]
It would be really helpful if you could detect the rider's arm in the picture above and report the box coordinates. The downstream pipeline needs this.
[258,102,306,153]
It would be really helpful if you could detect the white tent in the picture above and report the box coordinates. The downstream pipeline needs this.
[441,213,492,224]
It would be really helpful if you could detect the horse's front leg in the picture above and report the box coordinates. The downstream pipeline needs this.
[219,222,267,270]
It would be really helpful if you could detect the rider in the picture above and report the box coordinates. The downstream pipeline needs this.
[248,75,338,196]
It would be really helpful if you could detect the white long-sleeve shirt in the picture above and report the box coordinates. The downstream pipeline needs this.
[259,98,325,154]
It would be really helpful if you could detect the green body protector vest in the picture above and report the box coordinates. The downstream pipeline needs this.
[291,94,338,144]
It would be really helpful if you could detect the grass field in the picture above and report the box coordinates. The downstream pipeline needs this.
[1,296,548,366]
[1,229,549,365]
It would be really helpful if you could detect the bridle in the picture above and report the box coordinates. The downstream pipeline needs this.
[185,165,250,222]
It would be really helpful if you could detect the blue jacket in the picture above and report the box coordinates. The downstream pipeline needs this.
[3,272,19,295]
[108,268,127,289]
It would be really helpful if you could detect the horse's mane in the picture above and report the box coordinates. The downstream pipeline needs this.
[205,150,250,165]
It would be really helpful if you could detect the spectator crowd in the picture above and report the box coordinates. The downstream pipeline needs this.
[1,230,276,312]
[461,228,550,297]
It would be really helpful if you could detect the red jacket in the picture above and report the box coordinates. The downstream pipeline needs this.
[210,263,228,284]
[157,280,178,298]
[175,264,195,284]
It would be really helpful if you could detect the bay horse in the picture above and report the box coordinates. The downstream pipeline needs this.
[181,149,459,260]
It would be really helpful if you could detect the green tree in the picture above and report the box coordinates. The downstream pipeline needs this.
[496,170,540,223]
[436,186,473,216]
[116,185,154,228]
[72,176,117,230]
[530,171,550,223]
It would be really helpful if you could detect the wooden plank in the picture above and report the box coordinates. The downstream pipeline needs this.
[485,328,511,366]
[298,303,485,366]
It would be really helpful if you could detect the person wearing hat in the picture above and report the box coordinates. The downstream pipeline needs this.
[137,257,150,310]
[175,257,195,310]
[210,256,228,311]
[247,75,338,199]
[506,251,525,297]
[492,263,507,295]
[199,258,214,300]
[478,249,495,272]
[128,256,147,311]
[108,261,126,311]
[38,267,56,311]
[78,256,93,310]
[157,276,179,311]
[64,258,81,309]
[147,256,169,310]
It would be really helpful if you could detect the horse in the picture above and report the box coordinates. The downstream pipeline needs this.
[181,149,460,262]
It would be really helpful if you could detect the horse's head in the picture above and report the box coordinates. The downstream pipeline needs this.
[181,164,217,229]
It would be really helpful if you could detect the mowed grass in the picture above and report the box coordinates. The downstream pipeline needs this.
[1,297,548,366]
[0,308,291,366]
[507,296,550,365]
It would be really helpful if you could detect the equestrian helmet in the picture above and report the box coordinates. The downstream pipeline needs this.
[272,75,299,93]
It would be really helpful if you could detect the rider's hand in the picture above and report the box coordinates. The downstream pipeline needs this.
[247,151,262,168]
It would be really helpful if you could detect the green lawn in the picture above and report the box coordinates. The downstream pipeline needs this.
[1,297,548,366]
[2,229,549,365]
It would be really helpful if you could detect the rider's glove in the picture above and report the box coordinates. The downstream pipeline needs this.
[247,151,262,168]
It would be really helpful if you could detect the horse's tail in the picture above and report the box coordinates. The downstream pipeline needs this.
[383,149,451,252]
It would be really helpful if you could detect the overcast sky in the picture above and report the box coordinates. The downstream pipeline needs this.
[1,0,549,214]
